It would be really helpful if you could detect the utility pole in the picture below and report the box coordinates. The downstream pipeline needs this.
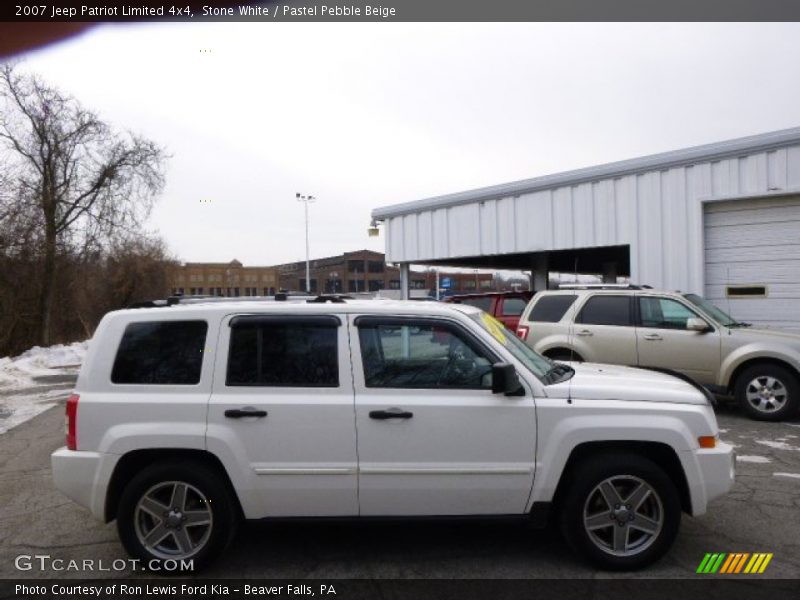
[296,193,315,293]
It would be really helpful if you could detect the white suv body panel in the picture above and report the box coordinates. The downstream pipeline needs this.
[51,300,733,524]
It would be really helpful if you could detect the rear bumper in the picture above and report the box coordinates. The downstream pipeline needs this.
[51,447,118,521]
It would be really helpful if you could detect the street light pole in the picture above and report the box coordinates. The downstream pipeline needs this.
[296,193,316,293]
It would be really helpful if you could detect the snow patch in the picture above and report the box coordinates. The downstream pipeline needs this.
[736,455,771,464]
[0,341,87,434]
[755,439,800,452]
[773,472,800,480]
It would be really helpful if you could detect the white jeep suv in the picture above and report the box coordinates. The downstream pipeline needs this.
[51,298,734,571]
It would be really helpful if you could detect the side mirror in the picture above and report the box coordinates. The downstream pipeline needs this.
[492,362,524,396]
[687,317,711,332]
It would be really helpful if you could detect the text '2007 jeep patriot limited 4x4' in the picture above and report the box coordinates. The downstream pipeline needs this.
[51,298,734,571]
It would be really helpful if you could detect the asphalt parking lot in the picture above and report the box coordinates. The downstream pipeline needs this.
[1,399,799,580]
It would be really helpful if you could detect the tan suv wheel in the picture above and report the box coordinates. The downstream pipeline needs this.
[734,364,800,422]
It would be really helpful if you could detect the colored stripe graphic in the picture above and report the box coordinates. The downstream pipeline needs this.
[697,554,713,573]
[734,553,750,573]
[758,554,773,573]
[719,554,735,574]
[698,552,771,574]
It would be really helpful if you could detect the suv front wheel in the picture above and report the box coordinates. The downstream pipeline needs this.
[559,453,681,570]
[117,460,238,572]
[734,363,799,421]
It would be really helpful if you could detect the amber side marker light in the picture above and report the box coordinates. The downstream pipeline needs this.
[698,436,717,448]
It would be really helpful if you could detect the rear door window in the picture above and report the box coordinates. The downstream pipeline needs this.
[111,321,208,384]
[576,295,632,326]
[529,295,578,322]
[226,316,339,387]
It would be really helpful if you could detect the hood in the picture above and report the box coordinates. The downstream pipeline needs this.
[725,326,800,346]
[547,362,709,405]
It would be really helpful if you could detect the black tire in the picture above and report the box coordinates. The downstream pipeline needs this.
[117,460,238,573]
[734,363,800,422]
[559,453,681,571]
[546,349,584,362]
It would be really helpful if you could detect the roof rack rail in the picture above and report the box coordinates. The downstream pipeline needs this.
[557,283,651,290]
[307,294,354,303]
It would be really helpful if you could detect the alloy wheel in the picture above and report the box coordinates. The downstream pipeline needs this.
[133,481,213,560]
[745,375,788,414]
[582,475,664,557]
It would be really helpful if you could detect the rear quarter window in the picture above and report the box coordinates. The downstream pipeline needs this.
[458,297,493,312]
[528,295,577,322]
[111,320,208,385]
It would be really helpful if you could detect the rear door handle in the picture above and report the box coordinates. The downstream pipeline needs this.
[225,408,268,418]
[643,334,663,341]
[369,408,414,420]
[575,330,593,337]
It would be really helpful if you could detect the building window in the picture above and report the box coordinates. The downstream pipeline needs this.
[234,288,241,297]
[726,285,767,298]
[464,280,477,290]
[389,280,400,289]
[347,260,365,273]
[368,261,384,273]
[411,279,426,289]
[368,279,384,292]
[480,279,493,289]
[348,280,366,293]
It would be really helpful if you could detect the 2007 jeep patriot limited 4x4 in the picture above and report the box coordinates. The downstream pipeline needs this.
[51,298,734,571]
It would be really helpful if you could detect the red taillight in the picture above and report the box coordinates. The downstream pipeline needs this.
[66,394,79,450]
[516,325,529,341]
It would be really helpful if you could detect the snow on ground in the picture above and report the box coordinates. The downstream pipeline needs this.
[736,455,771,464]
[0,341,87,434]
[755,439,800,452]
[773,472,800,480]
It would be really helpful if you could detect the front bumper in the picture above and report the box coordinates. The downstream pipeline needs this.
[690,441,736,515]
[51,447,118,521]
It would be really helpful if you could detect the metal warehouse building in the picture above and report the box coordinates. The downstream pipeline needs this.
[372,127,800,330]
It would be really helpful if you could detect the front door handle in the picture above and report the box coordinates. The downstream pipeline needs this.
[225,408,268,418]
[643,334,663,341]
[369,408,414,420]
[575,330,594,337]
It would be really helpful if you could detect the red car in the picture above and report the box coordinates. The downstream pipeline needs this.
[443,291,534,331]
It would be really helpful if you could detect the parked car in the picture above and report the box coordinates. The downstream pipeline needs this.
[443,291,533,331]
[516,284,800,421]
[52,297,733,571]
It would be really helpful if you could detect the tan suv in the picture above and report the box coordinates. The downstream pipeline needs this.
[516,285,800,421]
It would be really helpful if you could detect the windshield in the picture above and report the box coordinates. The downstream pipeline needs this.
[470,312,552,379]
[683,293,738,326]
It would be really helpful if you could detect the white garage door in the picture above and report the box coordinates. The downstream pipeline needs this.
[704,196,800,331]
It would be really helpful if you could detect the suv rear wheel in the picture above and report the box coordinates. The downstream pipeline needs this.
[117,460,238,571]
[734,363,799,421]
[559,453,680,570]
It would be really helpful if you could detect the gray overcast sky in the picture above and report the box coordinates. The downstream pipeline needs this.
[15,22,800,266]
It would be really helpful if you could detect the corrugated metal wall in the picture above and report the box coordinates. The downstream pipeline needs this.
[385,144,800,295]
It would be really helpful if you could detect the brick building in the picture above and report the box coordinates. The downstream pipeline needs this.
[170,259,279,297]
[274,249,495,295]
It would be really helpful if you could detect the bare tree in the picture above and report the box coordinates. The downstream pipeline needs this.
[0,63,166,345]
